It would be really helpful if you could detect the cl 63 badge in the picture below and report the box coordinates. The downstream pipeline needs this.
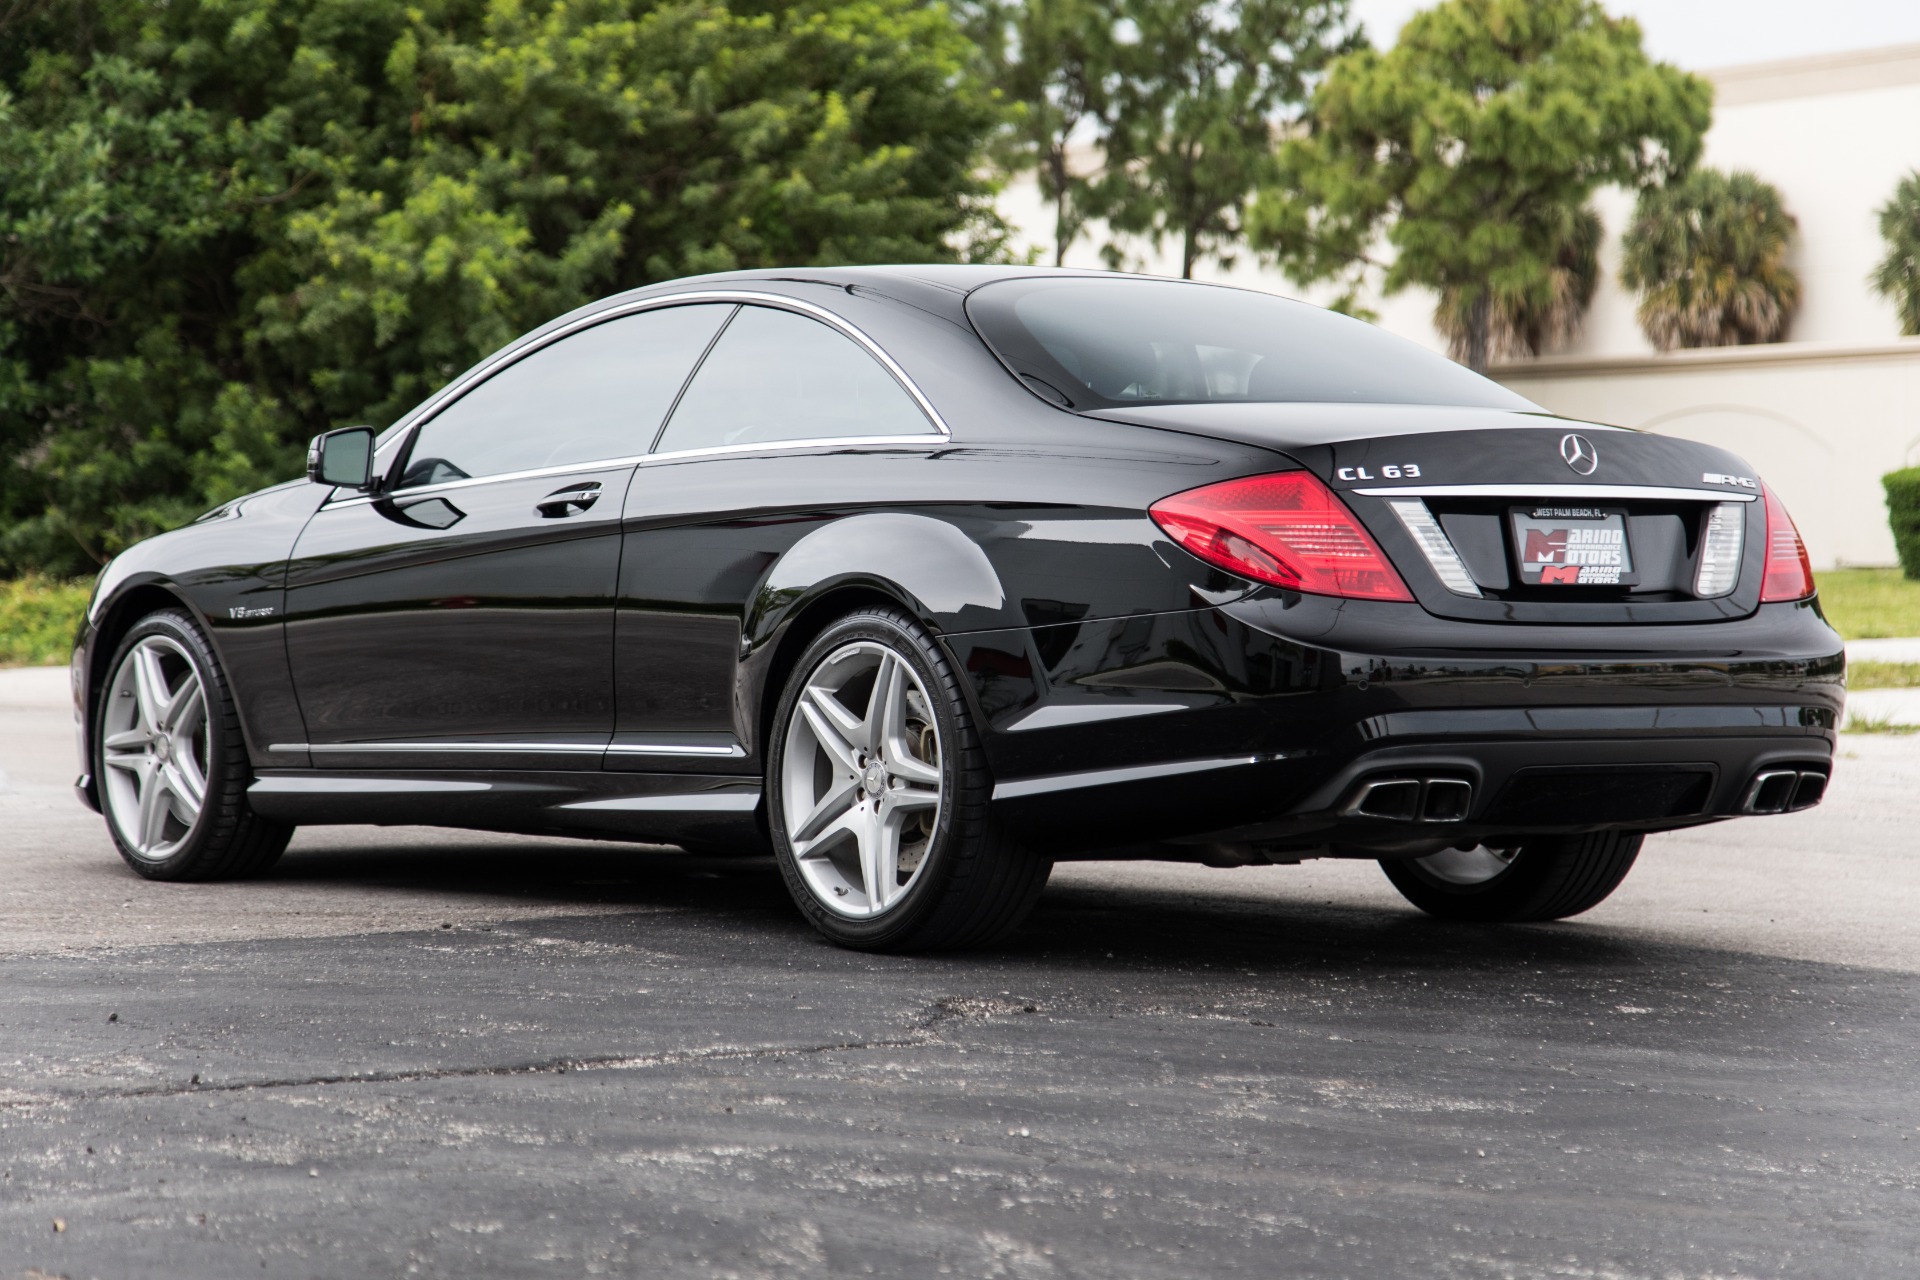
[1335,464,1422,481]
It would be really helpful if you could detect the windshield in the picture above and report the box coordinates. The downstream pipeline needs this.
[965,277,1534,413]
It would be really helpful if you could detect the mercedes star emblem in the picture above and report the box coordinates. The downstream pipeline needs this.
[1559,433,1599,475]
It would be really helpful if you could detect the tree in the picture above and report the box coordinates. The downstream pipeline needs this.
[1871,171,1920,336]
[0,0,1010,576]
[963,0,1112,266]
[1434,203,1601,364]
[1251,0,1711,370]
[1620,168,1799,349]
[1094,0,1358,279]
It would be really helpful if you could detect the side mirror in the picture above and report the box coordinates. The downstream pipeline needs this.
[308,427,377,490]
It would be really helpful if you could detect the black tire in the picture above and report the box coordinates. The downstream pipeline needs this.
[766,606,1050,952]
[1379,831,1643,922]
[95,609,293,881]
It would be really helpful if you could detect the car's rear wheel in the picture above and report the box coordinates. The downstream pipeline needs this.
[767,607,1050,951]
[96,609,292,881]
[1378,831,1642,922]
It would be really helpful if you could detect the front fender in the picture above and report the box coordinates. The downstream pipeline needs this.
[75,481,326,780]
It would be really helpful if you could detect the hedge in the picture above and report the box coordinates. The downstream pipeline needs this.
[1886,467,1920,580]
[0,577,92,668]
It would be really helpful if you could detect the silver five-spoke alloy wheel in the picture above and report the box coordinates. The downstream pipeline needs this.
[780,641,943,918]
[100,635,211,862]
[1411,844,1519,886]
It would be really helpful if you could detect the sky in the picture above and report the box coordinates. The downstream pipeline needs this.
[1349,0,1920,69]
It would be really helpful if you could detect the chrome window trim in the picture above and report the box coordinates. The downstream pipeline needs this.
[323,434,946,510]
[1352,483,1758,503]
[350,289,949,504]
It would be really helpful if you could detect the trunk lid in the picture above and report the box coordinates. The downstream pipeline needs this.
[1090,403,1771,624]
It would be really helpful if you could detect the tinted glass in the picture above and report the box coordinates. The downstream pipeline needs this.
[399,304,733,487]
[654,305,934,454]
[966,278,1533,412]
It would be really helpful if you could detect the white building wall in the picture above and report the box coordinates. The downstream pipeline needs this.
[1498,342,1920,569]
[1557,47,1920,357]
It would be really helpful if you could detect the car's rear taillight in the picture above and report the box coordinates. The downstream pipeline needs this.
[1149,471,1413,601]
[1759,483,1815,603]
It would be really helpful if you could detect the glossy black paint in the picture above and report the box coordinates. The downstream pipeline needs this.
[73,265,1845,860]
[281,462,635,771]
[950,595,1841,856]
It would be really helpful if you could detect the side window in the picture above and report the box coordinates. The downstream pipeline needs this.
[398,304,734,488]
[653,305,935,454]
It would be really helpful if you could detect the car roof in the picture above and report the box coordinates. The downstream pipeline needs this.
[592,264,1310,335]
[660,263,1141,293]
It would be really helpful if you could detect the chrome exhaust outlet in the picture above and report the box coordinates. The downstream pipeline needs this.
[1742,768,1829,815]
[1788,771,1828,811]
[1422,778,1473,822]
[1341,776,1475,823]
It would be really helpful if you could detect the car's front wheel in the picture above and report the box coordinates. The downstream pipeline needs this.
[767,607,1049,951]
[96,609,293,881]
[1378,831,1643,922]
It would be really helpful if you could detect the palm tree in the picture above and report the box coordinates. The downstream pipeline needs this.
[1870,171,1920,335]
[1621,169,1800,350]
[1434,203,1602,366]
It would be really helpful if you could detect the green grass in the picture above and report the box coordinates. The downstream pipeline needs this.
[1848,660,1920,689]
[1841,714,1920,735]
[1817,567,1920,640]
[0,576,92,668]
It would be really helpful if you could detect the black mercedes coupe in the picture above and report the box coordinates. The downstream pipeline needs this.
[70,267,1845,950]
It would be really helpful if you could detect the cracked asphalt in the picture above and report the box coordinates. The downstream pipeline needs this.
[2,666,1918,1278]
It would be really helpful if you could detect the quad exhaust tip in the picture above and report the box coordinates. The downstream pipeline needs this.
[1742,768,1828,815]
[1341,776,1474,824]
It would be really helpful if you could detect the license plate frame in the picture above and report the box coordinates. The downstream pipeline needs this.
[1509,505,1638,587]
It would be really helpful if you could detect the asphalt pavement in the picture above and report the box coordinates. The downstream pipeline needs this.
[2,665,1917,1278]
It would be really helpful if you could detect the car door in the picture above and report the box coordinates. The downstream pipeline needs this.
[609,302,946,769]
[283,303,735,771]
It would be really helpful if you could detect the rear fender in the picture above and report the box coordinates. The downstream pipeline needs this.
[747,512,1012,641]
[739,513,1015,756]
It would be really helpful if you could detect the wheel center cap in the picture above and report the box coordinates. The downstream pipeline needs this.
[861,762,888,797]
[152,736,171,763]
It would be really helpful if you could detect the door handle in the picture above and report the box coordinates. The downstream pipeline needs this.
[535,482,602,518]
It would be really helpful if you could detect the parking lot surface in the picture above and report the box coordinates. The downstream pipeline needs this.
[2,666,1916,1278]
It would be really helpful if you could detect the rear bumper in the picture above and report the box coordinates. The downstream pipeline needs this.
[947,593,1844,857]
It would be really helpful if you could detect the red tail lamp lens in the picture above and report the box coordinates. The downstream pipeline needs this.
[1760,483,1815,603]
[1150,471,1413,601]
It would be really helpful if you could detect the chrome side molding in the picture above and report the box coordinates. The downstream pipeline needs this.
[1002,702,1187,732]
[269,739,745,759]
[992,755,1263,801]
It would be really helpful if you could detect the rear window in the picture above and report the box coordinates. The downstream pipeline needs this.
[965,277,1533,413]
